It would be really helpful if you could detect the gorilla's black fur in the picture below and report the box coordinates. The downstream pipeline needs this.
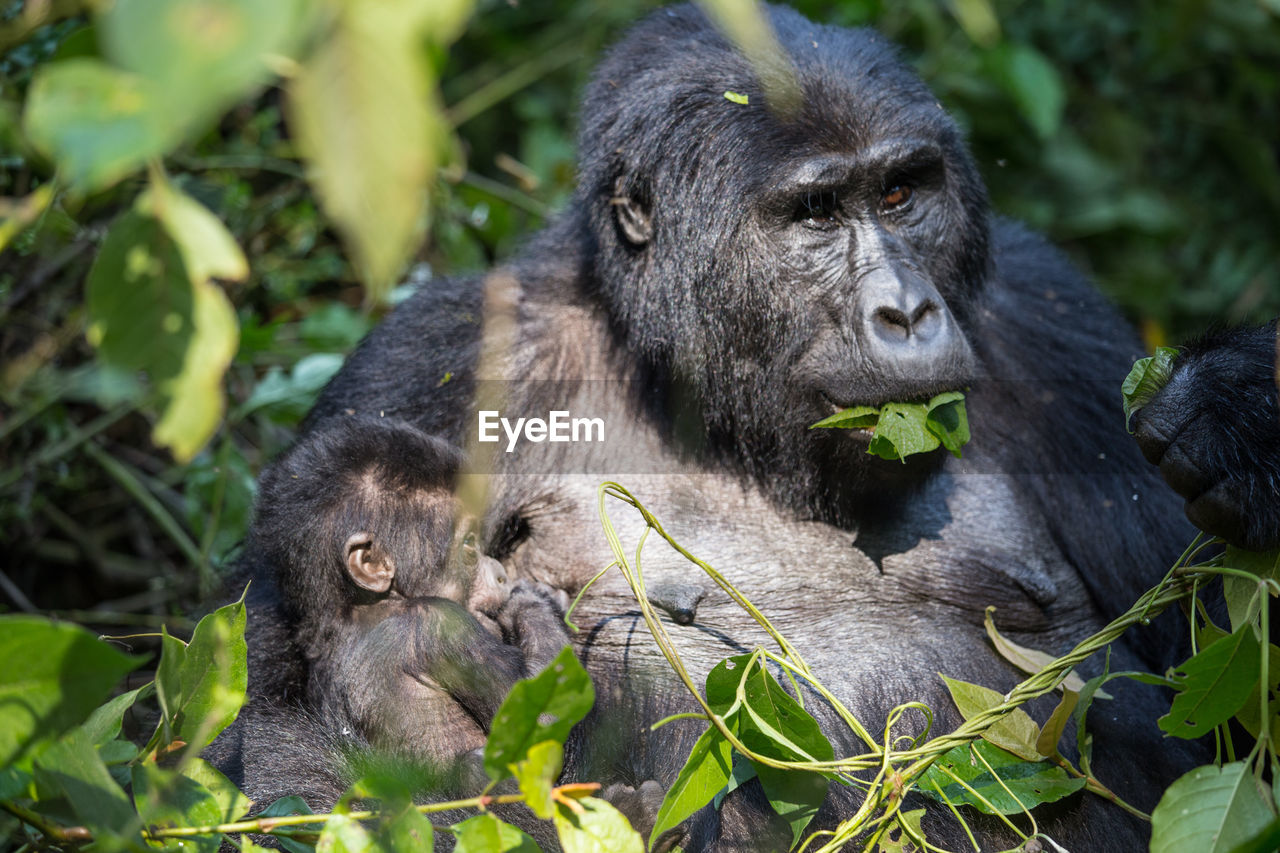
[218,5,1280,849]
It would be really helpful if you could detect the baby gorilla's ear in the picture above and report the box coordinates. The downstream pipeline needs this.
[345,532,394,593]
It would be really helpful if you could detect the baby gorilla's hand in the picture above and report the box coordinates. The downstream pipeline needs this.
[497,579,571,673]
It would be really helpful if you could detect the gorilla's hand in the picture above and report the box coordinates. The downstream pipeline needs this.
[497,579,571,671]
[1132,322,1280,551]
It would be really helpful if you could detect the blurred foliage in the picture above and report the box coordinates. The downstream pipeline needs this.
[0,0,1277,635]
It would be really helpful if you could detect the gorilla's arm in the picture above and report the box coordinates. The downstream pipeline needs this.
[1132,321,1280,551]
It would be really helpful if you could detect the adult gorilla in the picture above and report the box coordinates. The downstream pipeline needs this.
[231,4,1280,849]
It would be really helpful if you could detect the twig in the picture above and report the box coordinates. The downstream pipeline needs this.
[1,800,91,844]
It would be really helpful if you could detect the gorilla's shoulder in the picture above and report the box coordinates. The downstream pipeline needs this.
[983,217,1145,377]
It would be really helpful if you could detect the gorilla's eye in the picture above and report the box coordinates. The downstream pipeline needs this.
[881,184,914,211]
[796,189,841,227]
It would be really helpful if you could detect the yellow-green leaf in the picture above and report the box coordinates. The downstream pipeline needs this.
[511,740,563,820]
[23,60,176,191]
[140,177,248,284]
[287,12,434,301]
[940,674,1042,762]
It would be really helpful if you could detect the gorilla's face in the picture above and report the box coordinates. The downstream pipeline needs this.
[578,6,989,518]
[761,137,979,440]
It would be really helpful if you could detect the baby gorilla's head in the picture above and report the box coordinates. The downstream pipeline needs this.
[251,416,508,634]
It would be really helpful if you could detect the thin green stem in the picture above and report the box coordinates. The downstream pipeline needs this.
[84,442,204,571]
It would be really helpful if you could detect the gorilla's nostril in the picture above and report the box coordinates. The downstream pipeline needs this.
[874,306,912,339]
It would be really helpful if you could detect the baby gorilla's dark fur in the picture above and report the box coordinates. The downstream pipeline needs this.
[209,417,567,806]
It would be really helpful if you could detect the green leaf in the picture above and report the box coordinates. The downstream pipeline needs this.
[868,402,940,461]
[378,799,434,853]
[453,813,540,853]
[1225,815,1280,853]
[1159,627,1261,738]
[1034,689,1078,759]
[940,675,1042,762]
[0,615,144,767]
[258,796,317,853]
[1234,643,1280,739]
[100,0,304,133]
[317,813,374,853]
[809,406,878,430]
[649,727,733,851]
[85,205,239,463]
[877,808,926,853]
[924,391,970,458]
[947,0,1000,47]
[1151,762,1275,853]
[79,683,153,748]
[920,740,1085,816]
[983,607,1089,694]
[484,646,594,781]
[810,394,970,461]
[132,760,249,853]
[554,797,643,853]
[140,177,249,285]
[704,655,833,846]
[723,91,749,105]
[34,728,138,844]
[23,59,177,190]
[753,760,828,850]
[152,600,247,754]
[235,353,344,421]
[705,655,834,765]
[149,273,240,463]
[512,740,564,819]
[1222,547,1280,633]
[287,8,436,300]
[1121,346,1179,428]
[988,44,1065,139]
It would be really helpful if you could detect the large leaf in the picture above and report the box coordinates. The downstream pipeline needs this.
[132,759,251,853]
[100,0,303,130]
[287,9,434,300]
[85,200,240,463]
[23,60,177,190]
[704,655,833,847]
[1151,762,1275,853]
[649,727,733,850]
[753,761,828,850]
[554,797,643,853]
[453,813,540,853]
[483,646,594,781]
[920,740,1085,816]
[0,615,144,767]
[704,655,834,764]
[152,600,247,754]
[988,44,1065,139]
[940,675,1042,762]
[33,728,138,846]
[1159,628,1261,738]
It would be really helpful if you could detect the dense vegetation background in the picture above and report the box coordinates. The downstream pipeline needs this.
[1,0,1278,638]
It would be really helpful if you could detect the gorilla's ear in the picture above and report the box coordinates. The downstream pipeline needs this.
[345,532,394,593]
[611,176,653,247]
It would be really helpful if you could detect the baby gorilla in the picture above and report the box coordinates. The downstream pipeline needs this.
[249,416,568,777]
